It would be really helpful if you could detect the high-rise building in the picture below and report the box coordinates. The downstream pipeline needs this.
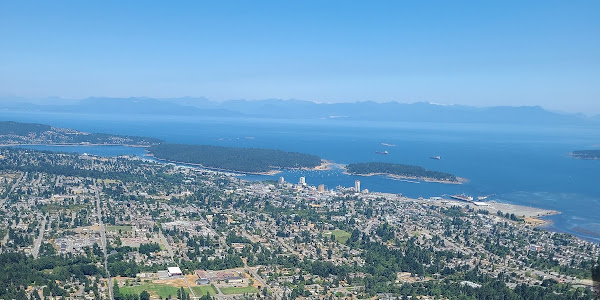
[354,180,360,192]
[299,177,306,186]
[278,177,285,184]
[318,184,325,192]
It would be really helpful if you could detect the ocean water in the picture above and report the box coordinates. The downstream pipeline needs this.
[2,111,599,243]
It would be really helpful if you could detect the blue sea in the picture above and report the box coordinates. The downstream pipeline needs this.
[2,111,599,243]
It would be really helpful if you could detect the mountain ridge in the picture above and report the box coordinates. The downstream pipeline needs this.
[1,97,597,125]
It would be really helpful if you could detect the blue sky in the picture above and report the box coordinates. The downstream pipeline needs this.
[1,1,598,113]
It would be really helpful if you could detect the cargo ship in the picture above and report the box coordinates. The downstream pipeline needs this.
[450,194,473,202]
[376,150,389,155]
[430,156,441,160]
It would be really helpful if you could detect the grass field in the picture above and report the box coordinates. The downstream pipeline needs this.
[191,285,218,296]
[40,203,86,213]
[106,225,132,232]
[39,204,61,213]
[328,229,351,243]
[120,282,181,298]
[219,286,259,295]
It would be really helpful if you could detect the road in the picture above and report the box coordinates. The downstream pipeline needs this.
[158,229,175,260]
[246,264,275,299]
[160,212,276,299]
[1,172,26,206]
[31,216,47,258]
[240,229,279,299]
[1,233,7,248]
[159,228,207,299]
[183,275,196,299]
[94,182,113,300]
[0,220,12,251]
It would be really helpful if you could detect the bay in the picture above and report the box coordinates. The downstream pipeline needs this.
[2,111,599,243]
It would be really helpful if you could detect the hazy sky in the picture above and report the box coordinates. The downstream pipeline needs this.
[1,1,599,113]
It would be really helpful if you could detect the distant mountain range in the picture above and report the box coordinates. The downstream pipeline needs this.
[1,97,597,125]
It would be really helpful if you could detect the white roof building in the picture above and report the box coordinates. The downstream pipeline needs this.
[168,266,183,276]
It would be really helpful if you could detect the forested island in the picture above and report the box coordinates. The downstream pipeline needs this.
[571,150,600,160]
[0,121,163,146]
[346,162,461,184]
[148,143,322,173]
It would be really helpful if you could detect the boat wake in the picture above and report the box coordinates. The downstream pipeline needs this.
[390,178,420,184]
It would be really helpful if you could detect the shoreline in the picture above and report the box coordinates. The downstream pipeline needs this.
[303,159,333,171]
[0,143,152,148]
[474,200,560,226]
[526,217,554,228]
[146,153,331,176]
[569,151,600,160]
[5,143,597,242]
[145,154,283,176]
[343,171,466,185]
[425,198,561,228]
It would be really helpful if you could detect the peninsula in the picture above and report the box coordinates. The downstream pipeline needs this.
[0,121,163,146]
[345,162,463,184]
[571,150,600,160]
[148,143,322,174]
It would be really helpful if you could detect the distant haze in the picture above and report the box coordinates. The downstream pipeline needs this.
[1,1,599,113]
[1,97,598,124]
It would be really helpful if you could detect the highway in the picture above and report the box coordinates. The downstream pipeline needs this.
[31,216,47,258]
[94,182,113,300]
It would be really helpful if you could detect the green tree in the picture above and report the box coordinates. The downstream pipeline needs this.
[139,290,150,300]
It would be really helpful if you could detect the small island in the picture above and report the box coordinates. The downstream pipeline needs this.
[0,121,163,146]
[148,143,322,174]
[570,150,600,160]
[345,162,463,184]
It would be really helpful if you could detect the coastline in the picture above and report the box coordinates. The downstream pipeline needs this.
[477,201,560,227]
[570,156,600,160]
[424,197,561,228]
[569,151,600,160]
[145,153,283,176]
[525,217,554,228]
[304,159,333,171]
[343,170,466,185]
[146,153,330,177]
[6,143,596,242]
[0,143,152,148]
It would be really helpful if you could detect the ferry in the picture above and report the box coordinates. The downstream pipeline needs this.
[376,150,389,155]
[450,194,474,202]
[430,155,441,160]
